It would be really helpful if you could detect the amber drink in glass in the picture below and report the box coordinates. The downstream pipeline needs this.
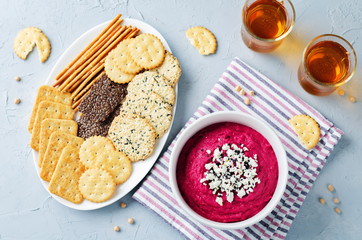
[241,0,295,52]
[298,34,357,96]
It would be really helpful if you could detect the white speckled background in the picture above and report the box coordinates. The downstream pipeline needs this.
[0,0,361,239]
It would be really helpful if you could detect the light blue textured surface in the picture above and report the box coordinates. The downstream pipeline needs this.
[0,0,361,239]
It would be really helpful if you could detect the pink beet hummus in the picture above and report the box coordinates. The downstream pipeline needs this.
[176,122,278,223]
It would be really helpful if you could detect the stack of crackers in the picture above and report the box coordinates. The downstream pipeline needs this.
[28,14,181,204]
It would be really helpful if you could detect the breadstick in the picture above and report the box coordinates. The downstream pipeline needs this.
[69,60,105,93]
[71,27,139,100]
[54,14,122,86]
[54,16,122,87]
[71,96,83,109]
[58,25,127,91]
[59,26,130,92]
[68,61,104,92]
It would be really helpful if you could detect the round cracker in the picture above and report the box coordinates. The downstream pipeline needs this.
[80,136,132,185]
[13,27,37,60]
[113,39,142,74]
[289,115,320,150]
[13,27,51,62]
[127,71,175,105]
[33,30,51,63]
[105,49,135,84]
[121,92,173,139]
[79,168,116,203]
[79,136,115,167]
[185,26,217,55]
[130,33,165,69]
[150,51,181,87]
[108,114,156,162]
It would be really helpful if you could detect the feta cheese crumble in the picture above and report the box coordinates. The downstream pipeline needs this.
[200,143,260,206]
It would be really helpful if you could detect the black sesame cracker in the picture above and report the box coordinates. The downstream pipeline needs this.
[78,73,127,122]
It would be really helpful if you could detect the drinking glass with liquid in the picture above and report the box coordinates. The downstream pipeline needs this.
[298,34,357,96]
[241,0,295,52]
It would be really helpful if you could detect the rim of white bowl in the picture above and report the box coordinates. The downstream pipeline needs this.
[169,111,288,230]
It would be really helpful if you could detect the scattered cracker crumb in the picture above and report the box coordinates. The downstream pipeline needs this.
[349,96,356,103]
[319,198,326,205]
[114,226,120,232]
[249,90,255,96]
[14,98,21,104]
[337,89,344,96]
[235,85,241,92]
[15,76,21,82]
[240,89,245,96]
[120,202,126,208]
[128,218,134,224]
[328,184,334,192]
[244,97,250,105]
[333,197,340,204]
[334,207,341,214]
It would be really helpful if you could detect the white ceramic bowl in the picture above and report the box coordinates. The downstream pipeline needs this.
[169,111,288,230]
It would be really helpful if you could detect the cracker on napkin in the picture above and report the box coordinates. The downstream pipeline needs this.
[289,115,320,150]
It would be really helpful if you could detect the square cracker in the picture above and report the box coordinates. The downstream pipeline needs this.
[39,119,78,167]
[40,131,84,182]
[49,146,85,204]
[30,101,75,151]
[28,85,72,133]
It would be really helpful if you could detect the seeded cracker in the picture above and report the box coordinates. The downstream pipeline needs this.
[79,136,132,185]
[79,168,116,203]
[113,38,143,74]
[30,101,75,151]
[108,114,156,162]
[289,115,320,150]
[150,51,181,87]
[28,85,72,133]
[127,71,175,105]
[39,119,78,167]
[49,146,85,204]
[105,49,135,84]
[78,73,127,122]
[40,131,84,181]
[186,26,217,55]
[77,104,121,139]
[130,33,165,69]
[121,92,173,138]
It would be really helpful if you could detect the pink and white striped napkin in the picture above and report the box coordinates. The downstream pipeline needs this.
[133,58,343,240]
